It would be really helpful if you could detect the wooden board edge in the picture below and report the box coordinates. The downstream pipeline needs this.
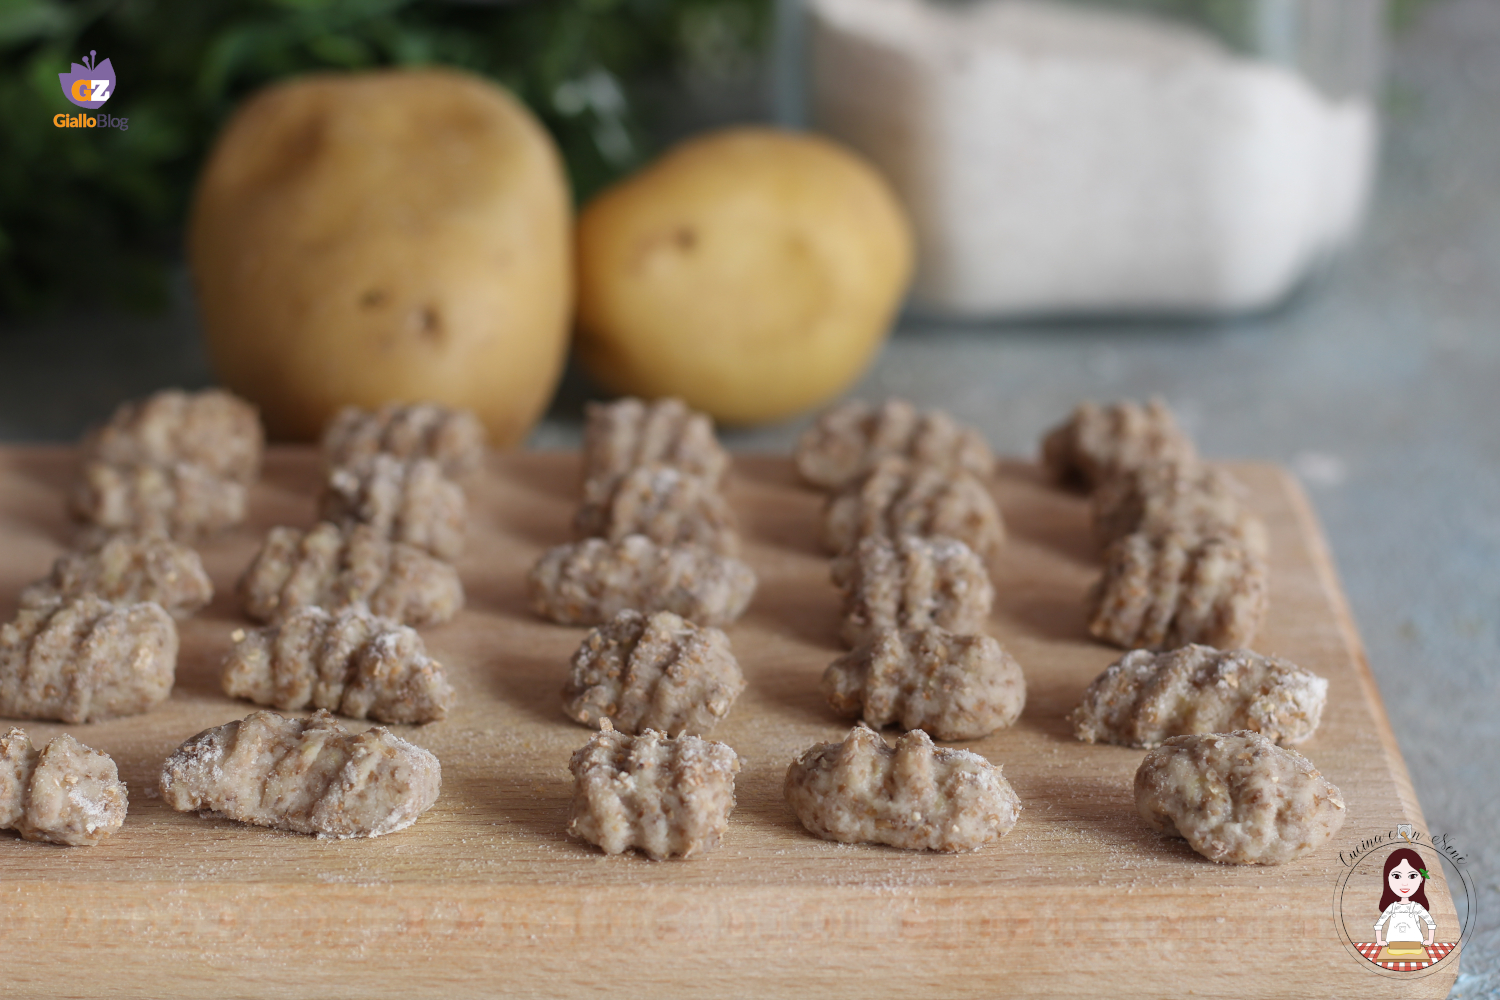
[1270,466,1428,831]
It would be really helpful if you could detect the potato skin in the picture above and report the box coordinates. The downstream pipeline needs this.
[190,69,572,445]
[575,128,913,426]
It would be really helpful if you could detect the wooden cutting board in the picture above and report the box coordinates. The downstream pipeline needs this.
[0,447,1457,1000]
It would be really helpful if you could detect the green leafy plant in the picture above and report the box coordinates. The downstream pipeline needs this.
[0,0,771,314]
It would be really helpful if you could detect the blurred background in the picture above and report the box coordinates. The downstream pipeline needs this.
[1,0,1497,995]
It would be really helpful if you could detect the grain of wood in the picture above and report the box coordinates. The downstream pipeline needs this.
[0,447,1456,999]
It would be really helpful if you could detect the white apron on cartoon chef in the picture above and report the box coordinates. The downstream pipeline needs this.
[1374,847,1437,959]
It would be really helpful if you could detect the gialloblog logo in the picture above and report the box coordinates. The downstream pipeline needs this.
[59,50,113,107]
[56,50,128,130]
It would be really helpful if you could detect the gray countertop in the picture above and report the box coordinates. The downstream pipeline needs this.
[2,0,1496,995]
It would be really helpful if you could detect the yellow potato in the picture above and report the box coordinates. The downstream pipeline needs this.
[575,128,912,426]
[190,69,572,444]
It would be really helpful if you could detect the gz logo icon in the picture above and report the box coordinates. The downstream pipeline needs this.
[59,50,114,108]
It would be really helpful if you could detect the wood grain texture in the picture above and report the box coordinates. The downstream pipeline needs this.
[0,446,1458,999]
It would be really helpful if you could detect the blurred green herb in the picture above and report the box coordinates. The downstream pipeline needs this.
[1388,0,1442,29]
[0,0,771,314]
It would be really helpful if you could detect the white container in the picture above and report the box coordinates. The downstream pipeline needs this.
[801,0,1384,318]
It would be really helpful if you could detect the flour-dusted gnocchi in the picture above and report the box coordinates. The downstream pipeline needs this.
[71,460,246,539]
[822,626,1025,740]
[20,531,213,618]
[222,605,455,724]
[581,397,729,500]
[795,398,994,492]
[784,725,1021,852]
[160,709,441,839]
[528,535,756,628]
[563,609,744,736]
[1041,397,1197,490]
[322,402,487,478]
[0,729,128,846]
[83,388,263,484]
[574,463,740,556]
[1087,529,1268,651]
[319,454,467,561]
[566,722,741,860]
[238,522,464,627]
[0,595,177,723]
[822,456,1004,557]
[1135,730,1345,865]
[1071,644,1327,748]
[1090,459,1266,555]
[831,534,993,648]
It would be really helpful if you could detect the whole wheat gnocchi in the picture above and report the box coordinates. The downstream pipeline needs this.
[822,626,1025,740]
[822,456,1004,557]
[1071,644,1327,748]
[562,609,744,736]
[831,534,993,648]
[71,460,246,539]
[0,595,178,723]
[1134,730,1345,865]
[1087,529,1268,651]
[322,402,487,478]
[795,398,994,492]
[1090,459,1266,555]
[0,729,128,846]
[83,387,263,485]
[1041,397,1196,490]
[319,454,467,562]
[582,397,728,501]
[238,522,464,627]
[784,725,1021,853]
[20,531,213,618]
[528,535,756,628]
[221,605,455,725]
[573,463,740,556]
[567,722,741,860]
[160,709,441,839]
